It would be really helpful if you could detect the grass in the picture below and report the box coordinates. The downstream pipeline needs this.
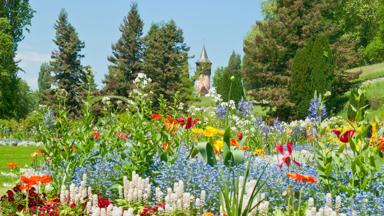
[347,62,384,82]
[0,146,40,194]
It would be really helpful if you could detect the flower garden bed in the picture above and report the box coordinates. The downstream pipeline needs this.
[0,76,383,215]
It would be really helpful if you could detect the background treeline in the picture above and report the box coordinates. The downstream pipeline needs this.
[240,0,384,120]
[1,0,384,123]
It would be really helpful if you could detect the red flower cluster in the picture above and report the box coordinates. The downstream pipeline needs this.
[115,131,128,140]
[98,196,111,208]
[141,202,166,216]
[176,116,199,129]
[276,142,301,169]
[1,185,60,216]
[332,129,354,143]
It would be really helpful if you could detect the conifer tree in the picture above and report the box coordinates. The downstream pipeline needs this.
[103,2,144,96]
[291,36,334,118]
[213,52,244,103]
[50,9,86,117]
[142,20,191,105]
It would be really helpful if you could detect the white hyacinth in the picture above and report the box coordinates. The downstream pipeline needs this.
[306,195,346,216]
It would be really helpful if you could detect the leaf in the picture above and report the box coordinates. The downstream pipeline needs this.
[206,142,217,166]
[232,150,245,165]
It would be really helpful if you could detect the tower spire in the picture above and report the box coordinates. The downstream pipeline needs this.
[197,45,211,64]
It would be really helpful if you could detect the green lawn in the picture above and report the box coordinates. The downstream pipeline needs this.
[0,146,40,194]
[347,62,384,82]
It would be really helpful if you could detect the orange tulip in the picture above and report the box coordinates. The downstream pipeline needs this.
[287,172,317,184]
[7,162,17,169]
[230,138,240,147]
[151,113,162,120]
[241,146,249,151]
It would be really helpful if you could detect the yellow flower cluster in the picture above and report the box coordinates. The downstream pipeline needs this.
[253,148,265,157]
[213,139,224,152]
[192,126,224,138]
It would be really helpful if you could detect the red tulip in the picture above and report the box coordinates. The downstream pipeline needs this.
[332,129,354,143]
[237,132,243,140]
[186,116,198,129]
[92,130,100,140]
[276,142,300,169]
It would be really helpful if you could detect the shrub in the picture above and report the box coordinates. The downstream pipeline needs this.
[290,36,334,118]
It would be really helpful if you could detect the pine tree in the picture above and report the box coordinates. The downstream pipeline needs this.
[103,2,144,96]
[213,52,244,103]
[291,36,334,118]
[50,9,86,117]
[142,21,191,105]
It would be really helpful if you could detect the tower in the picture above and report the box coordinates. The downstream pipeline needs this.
[195,46,212,96]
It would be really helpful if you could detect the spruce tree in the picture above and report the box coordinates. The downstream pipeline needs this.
[213,52,244,103]
[291,36,334,118]
[50,9,86,117]
[142,20,191,105]
[103,2,144,96]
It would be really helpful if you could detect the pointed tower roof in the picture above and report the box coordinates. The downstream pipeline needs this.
[197,46,211,64]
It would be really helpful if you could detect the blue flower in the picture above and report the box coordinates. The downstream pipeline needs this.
[237,100,252,117]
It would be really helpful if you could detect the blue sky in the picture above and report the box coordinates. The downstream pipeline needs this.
[16,0,263,90]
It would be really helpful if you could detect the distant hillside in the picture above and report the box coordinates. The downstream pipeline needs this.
[347,62,384,82]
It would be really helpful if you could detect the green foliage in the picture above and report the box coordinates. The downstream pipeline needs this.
[291,36,334,118]
[347,89,368,122]
[220,162,267,216]
[103,2,144,97]
[363,2,384,63]
[0,0,34,50]
[142,20,192,106]
[50,9,87,118]
[0,17,18,119]
[213,52,244,103]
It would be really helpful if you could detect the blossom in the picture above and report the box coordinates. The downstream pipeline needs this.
[276,143,301,169]
[92,130,100,140]
[203,213,214,216]
[186,116,199,129]
[237,100,252,116]
[216,104,227,120]
[230,138,240,147]
[332,129,354,143]
[31,149,43,158]
[213,139,224,153]
[20,175,51,190]
[241,146,249,151]
[237,132,243,140]
[98,196,110,208]
[287,172,317,184]
[253,149,265,157]
[163,116,179,133]
[151,113,162,120]
[7,162,17,169]
[120,133,128,140]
